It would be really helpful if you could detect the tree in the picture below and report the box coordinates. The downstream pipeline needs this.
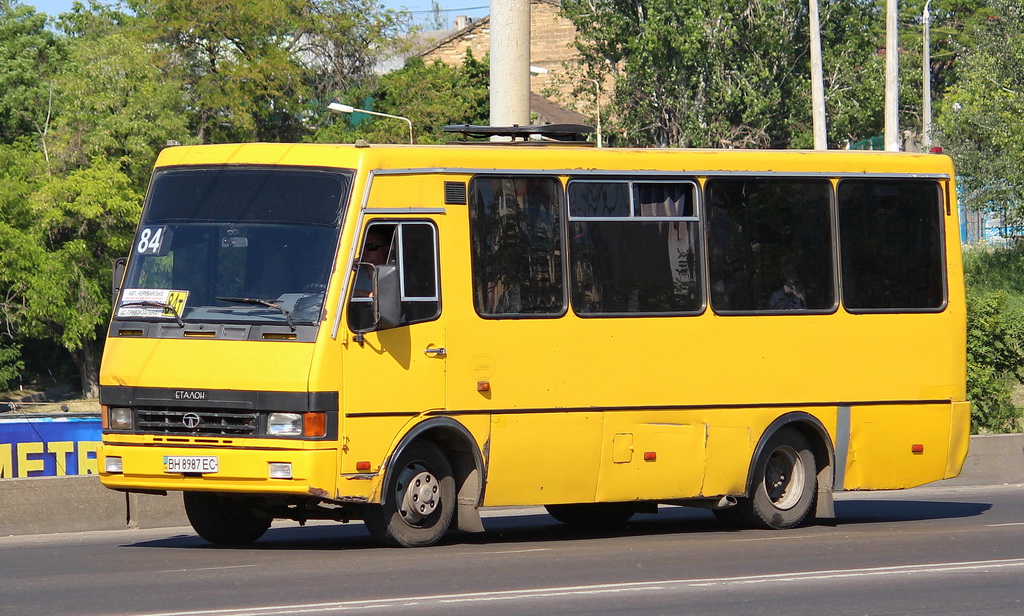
[50,25,191,188]
[128,0,405,144]
[561,0,819,148]
[314,52,489,145]
[935,0,1024,227]
[0,2,66,153]
[0,154,141,398]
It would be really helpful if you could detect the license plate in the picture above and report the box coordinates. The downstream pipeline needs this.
[164,456,219,474]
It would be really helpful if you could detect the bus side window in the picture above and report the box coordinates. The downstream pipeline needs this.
[837,180,945,311]
[468,176,565,317]
[348,221,440,332]
[706,178,835,313]
[566,179,702,315]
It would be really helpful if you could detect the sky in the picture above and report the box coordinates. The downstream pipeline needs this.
[25,0,490,28]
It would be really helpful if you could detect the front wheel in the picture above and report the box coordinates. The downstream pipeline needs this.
[716,428,817,530]
[364,441,456,547]
[183,492,272,544]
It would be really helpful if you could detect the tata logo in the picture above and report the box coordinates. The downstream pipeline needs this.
[182,413,201,430]
[174,390,207,401]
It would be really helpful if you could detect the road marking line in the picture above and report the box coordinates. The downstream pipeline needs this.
[986,522,1024,527]
[157,565,258,573]
[478,548,551,555]
[138,557,1024,616]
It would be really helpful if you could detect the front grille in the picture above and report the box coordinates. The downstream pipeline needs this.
[136,408,259,436]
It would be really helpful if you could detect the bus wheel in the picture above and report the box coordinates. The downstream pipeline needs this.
[545,503,637,526]
[183,492,272,544]
[719,428,817,530]
[364,441,456,547]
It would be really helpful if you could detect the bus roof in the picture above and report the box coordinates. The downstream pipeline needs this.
[153,142,955,178]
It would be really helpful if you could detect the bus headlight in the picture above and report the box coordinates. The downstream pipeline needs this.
[268,412,302,436]
[109,407,133,430]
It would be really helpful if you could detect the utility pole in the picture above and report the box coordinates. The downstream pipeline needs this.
[490,0,531,129]
[809,0,827,150]
[922,0,933,149]
[884,0,900,151]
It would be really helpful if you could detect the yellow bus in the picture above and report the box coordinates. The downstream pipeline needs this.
[98,126,969,547]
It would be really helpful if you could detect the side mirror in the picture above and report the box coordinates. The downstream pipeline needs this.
[349,263,402,333]
[374,264,402,330]
[112,257,128,305]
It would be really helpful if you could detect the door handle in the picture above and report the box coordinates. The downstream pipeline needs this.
[424,347,447,357]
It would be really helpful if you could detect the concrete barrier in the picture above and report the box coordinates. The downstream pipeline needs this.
[2,434,1023,537]
[0,476,187,536]
[936,433,1024,487]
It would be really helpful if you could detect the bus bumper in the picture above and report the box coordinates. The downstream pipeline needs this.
[98,442,339,500]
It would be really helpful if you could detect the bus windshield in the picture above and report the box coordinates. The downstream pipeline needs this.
[116,166,351,327]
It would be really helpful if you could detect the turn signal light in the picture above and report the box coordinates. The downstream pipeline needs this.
[303,412,327,437]
[911,444,924,454]
[355,461,371,471]
[644,452,657,462]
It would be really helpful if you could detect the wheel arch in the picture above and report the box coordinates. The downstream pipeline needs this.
[743,412,837,520]
[384,417,487,533]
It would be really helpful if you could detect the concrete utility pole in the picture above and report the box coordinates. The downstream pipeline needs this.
[809,0,827,150]
[490,0,531,128]
[884,0,900,151]
[922,0,933,149]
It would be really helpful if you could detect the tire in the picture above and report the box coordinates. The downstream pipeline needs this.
[183,492,272,545]
[364,441,456,547]
[545,503,638,526]
[716,428,817,530]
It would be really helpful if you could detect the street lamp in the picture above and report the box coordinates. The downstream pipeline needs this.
[529,66,603,148]
[327,102,414,145]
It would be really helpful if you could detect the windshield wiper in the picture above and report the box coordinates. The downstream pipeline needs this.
[215,297,296,331]
[118,301,185,328]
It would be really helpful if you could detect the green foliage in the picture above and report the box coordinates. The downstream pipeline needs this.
[0,340,23,390]
[0,2,66,145]
[963,244,1024,432]
[314,52,489,145]
[561,0,815,147]
[935,0,1024,222]
[128,0,404,144]
[966,289,1024,432]
[51,28,191,188]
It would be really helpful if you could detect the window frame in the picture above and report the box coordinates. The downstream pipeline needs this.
[566,177,705,318]
[347,218,442,331]
[467,174,568,319]
[703,175,840,317]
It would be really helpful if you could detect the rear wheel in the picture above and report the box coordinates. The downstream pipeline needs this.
[183,492,272,545]
[545,503,638,526]
[364,441,456,547]
[715,428,817,530]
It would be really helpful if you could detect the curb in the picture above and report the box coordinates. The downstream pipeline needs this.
[2,434,1022,537]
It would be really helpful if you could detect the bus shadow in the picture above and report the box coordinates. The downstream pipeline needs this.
[124,498,991,551]
[832,498,991,525]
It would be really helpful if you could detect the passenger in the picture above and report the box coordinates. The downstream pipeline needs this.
[770,276,806,310]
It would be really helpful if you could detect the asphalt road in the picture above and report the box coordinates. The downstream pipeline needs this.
[2,483,1023,616]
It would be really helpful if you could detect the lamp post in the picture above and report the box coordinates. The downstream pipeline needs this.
[922,0,933,149]
[327,102,414,144]
[529,66,602,147]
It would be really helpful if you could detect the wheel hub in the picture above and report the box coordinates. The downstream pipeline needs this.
[764,445,805,511]
[395,462,440,524]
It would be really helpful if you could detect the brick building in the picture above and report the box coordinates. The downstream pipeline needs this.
[418,0,590,125]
